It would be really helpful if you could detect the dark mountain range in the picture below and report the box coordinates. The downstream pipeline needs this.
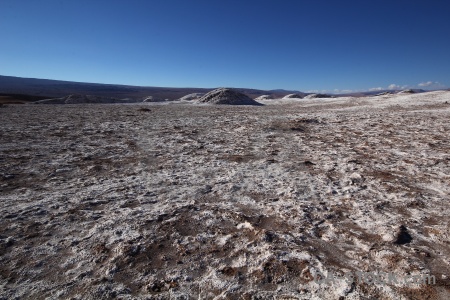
[0,75,298,103]
[0,75,436,104]
[268,88,302,94]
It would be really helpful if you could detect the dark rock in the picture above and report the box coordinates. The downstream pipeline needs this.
[198,185,212,194]
[283,94,304,99]
[304,93,332,99]
[394,225,412,244]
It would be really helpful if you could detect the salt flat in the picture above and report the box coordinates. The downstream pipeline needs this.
[0,91,449,299]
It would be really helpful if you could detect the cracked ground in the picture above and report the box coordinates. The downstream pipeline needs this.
[0,91,449,299]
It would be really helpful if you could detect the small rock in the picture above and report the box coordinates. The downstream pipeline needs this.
[349,172,364,185]
[237,221,254,230]
[263,231,276,243]
[303,161,315,166]
[125,245,141,257]
[394,225,412,245]
[198,185,212,194]
[147,280,167,292]
[4,237,14,247]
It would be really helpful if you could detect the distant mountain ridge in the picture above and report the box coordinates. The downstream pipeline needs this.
[337,89,427,97]
[0,75,299,102]
[0,75,437,104]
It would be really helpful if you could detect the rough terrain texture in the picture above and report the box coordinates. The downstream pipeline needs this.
[0,92,449,299]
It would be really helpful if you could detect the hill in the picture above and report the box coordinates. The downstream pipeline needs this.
[0,75,299,103]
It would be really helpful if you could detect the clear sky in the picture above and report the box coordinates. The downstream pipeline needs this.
[1,0,449,92]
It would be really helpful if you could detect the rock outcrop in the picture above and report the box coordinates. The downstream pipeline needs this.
[376,92,393,96]
[282,93,304,99]
[398,89,416,94]
[254,95,272,100]
[304,93,332,99]
[197,88,262,105]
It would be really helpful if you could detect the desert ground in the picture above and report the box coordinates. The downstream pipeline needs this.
[0,91,449,299]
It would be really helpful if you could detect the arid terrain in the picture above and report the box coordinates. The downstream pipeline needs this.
[0,91,449,299]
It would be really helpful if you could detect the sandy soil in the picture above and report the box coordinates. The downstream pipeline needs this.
[0,92,449,299]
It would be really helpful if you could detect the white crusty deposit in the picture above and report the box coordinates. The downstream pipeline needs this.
[254,95,273,100]
[0,91,449,299]
[178,93,205,101]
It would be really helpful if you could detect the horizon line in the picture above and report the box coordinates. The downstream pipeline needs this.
[0,74,447,94]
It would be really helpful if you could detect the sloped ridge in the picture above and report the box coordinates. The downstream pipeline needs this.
[376,91,393,96]
[198,88,263,105]
[304,93,332,99]
[398,89,416,94]
[254,95,272,100]
[179,93,204,101]
[143,96,164,102]
[282,93,304,99]
[35,94,140,104]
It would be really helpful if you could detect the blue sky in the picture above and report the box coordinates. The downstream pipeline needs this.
[1,0,449,92]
